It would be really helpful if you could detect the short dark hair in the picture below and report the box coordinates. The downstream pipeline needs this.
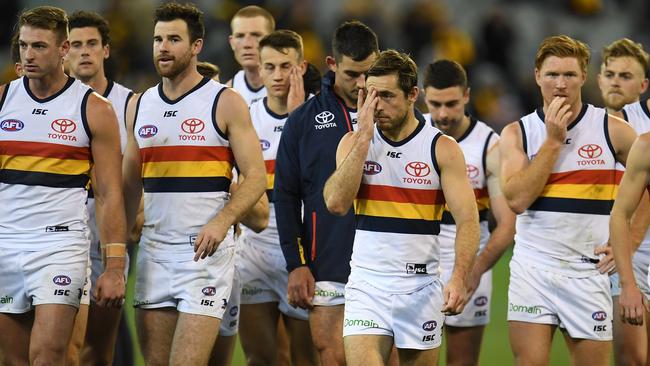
[154,2,204,43]
[367,49,417,96]
[423,60,468,90]
[259,30,304,60]
[10,33,20,64]
[332,20,378,62]
[231,6,275,33]
[69,10,111,46]
[19,6,68,44]
[196,61,220,79]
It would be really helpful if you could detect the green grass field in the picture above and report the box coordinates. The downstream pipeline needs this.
[124,247,574,365]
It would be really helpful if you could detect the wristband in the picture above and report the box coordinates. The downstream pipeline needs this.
[103,243,127,258]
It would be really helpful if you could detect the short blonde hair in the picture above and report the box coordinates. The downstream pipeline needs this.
[602,38,649,75]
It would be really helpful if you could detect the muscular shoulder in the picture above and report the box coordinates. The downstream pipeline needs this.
[499,121,523,147]
[86,91,114,113]
[637,132,650,150]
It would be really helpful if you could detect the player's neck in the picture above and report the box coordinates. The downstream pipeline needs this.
[447,114,471,141]
[266,95,288,116]
[606,108,624,118]
[78,74,108,96]
[243,66,263,90]
[382,111,418,142]
[162,67,204,100]
[27,68,69,99]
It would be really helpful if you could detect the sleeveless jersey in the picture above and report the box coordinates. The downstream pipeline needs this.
[438,118,497,267]
[0,76,93,248]
[87,80,133,199]
[231,70,266,106]
[241,97,287,248]
[103,80,133,153]
[134,78,234,260]
[514,104,621,276]
[623,99,650,267]
[350,121,446,293]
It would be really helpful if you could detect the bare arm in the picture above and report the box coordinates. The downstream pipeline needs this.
[610,134,650,325]
[630,191,650,251]
[231,176,270,233]
[87,92,127,307]
[473,143,516,277]
[501,97,573,213]
[438,135,480,314]
[193,89,267,260]
[609,114,638,167]
[323,89,378,215]
[88,94,127,266]
[122,94,143,233]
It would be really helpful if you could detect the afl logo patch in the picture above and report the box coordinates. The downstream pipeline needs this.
[466,164,480,179]
[0,119,25,132]
[53,275,72,286]
[260,139,271,151]
[181,118,205,134]
[51,119,76,134]
[422,320,437,331]
[363,161,382,175]
[202,286,217,296]
[474,296,488,306]
[315,111,335,124]
[592,311,607,321]
[138,125,158,138]
[1,119,24,131]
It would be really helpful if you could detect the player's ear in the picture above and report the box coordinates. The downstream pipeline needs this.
[192,38,203,56]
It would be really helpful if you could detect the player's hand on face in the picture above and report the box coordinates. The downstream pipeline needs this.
[287,266,315,309]
[442,276,467,316]
[619,285,646,326]
[356,87,378,141]
[194,218,229,261]
[595,243,616,274]
[287,66,305,113]
[94,268,126,307]
[545,96,572,144]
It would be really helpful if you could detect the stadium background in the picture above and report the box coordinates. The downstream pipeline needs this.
[4,0,648,364]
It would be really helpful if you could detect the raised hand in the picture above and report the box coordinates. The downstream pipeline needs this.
[356,87,378,141]
[545,96,573,144]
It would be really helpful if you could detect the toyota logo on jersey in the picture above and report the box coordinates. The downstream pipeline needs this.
[51,119,76,134]
[578,144,602,159]
[405,161,430,177]
[181,118,205,134]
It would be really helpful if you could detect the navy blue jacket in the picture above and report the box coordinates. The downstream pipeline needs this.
[274,71,356,283]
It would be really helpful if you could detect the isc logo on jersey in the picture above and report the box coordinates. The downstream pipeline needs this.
[576,143,605,166]
[179,118,205,141]
[403,161,431,185]
[1,119,24,132]
[48,119,77,141]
